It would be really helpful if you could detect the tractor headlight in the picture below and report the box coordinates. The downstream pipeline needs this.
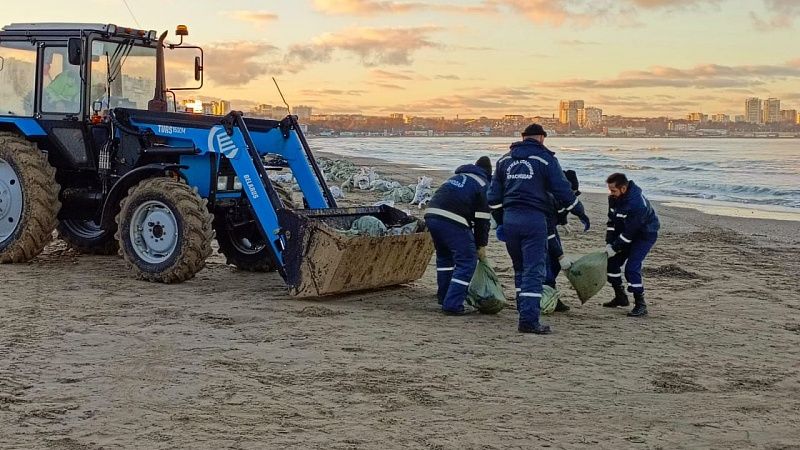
[148,30,157,40]
[232,177,242,191]
[107,24,118,34]
[216,176,228,191]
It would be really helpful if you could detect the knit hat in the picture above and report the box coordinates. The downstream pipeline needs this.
[522,123,547,137]
[476,156,492,177]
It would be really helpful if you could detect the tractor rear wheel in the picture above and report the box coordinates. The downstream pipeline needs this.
[0,132,60,263]
[115,177,214,283]
[58,219,118,255]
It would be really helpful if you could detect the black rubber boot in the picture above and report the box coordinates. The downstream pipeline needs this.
[518,323,552,334]
[628,293,648,317]
[603,285,630,308]
[554,300,570,312]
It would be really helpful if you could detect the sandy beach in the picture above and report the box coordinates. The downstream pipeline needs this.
[1,151,799,449]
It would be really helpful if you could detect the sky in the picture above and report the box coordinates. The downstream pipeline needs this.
[4,0,800,118]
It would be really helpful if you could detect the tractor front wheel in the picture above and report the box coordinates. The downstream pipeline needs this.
[0,132,60,262]
[115,177,214,283]
[213,211,278,272]
[58,219,118,255]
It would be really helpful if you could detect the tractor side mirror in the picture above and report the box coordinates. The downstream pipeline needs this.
[67,38,83,65]
[165,45,204,91]
[194,56,202,81]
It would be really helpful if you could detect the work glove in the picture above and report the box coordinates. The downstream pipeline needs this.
[569,201,590,232]
[605,244,616,257]
[496,225,506,242]
[559,255,574,272]
[575,212,590,232]
[477,246,487,260]
[558,224,573,236]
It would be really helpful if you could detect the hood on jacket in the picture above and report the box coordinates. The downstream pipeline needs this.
[509,139,553,160]
[455,163,490,182]
[623,180,642,200]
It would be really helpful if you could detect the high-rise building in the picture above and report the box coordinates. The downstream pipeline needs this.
[559,100,584,126]
[745,97,762,123]
[686,112,707,122]
[219,100,231,115]
[293,105,313,121]
[711,113,730,123]
[762,98,780,123]
[781,109,798,124]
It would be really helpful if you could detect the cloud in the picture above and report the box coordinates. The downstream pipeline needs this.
[308,0,726,28]
[558,39,601,46]
[535,61,800,90]
[377,85,553,115]
[203,41,282,86]
[299,89,367,96]
[627,0,721,9]
[750,0,800,30]
[311,0,428,15]
[225,10,279,25]
[435,74,461,80]
[367,82,406,90]
[370,69,415,81]
[311,0,498,16]
[284,26,443,72]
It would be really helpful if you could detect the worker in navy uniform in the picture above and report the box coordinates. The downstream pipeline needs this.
[424,156,493,315]
[489,124,590,334]
[544,169,588,312]
[603,173,660,317]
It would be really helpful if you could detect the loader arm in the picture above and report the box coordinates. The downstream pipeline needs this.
[119,108,434,297]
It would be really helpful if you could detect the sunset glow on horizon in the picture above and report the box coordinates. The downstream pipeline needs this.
[6,0,799,118]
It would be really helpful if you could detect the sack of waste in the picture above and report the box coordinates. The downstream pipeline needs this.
[565,251,608,304]
[338,215,387,237]
[467,258,507,314]
[369,179,401,192]
[382,186,415,203]
[411,176,433,206]
[387,220,420,236]
[328,185,345,199]
[540,285,560,315]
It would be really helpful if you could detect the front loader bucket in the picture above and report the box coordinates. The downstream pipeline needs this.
[277,205,434,297]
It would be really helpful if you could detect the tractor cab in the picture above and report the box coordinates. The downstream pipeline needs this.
[0,23,200,172]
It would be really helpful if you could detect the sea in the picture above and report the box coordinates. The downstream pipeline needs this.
[313,137,800,219]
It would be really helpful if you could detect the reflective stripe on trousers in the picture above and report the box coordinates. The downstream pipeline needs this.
[503,208,548,327]
[426,216,478,312]
[606,233,657,294]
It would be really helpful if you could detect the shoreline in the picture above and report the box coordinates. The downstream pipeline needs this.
[309,135,800,140]
[315,150,800,235]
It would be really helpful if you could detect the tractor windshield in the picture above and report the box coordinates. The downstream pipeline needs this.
[89,39,156,111]
[0,40,37,116]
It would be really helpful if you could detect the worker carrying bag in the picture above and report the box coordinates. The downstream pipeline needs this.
[565,251,608,303]
[467,257,507,314]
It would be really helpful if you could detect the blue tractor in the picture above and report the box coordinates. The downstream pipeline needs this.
[0,23,433,296]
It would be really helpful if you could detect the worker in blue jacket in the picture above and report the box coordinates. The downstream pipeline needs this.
[488,124,590,334]
[424,156,493,315]
[603,173,660,317]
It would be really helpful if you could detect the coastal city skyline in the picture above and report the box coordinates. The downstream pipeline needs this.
[185,96,800,123]
[5,0,799,118]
